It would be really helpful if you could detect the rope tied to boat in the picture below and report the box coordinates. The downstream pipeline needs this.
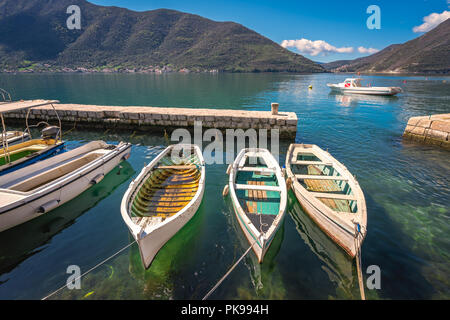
[41,240,136,300]
[258,209,269,237]
[202,239,257,300]
[354,222,366,300]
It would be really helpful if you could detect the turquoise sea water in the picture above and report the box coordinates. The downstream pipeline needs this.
[0,73,448,299]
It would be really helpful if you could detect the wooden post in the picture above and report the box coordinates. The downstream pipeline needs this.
[271,103,279,115]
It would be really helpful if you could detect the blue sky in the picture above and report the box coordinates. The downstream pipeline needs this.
[90,0,450,62]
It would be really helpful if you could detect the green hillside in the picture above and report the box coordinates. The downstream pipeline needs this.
[0,0,324,73]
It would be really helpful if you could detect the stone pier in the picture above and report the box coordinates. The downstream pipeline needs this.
[403,114,450,150]
[2,102,298,139]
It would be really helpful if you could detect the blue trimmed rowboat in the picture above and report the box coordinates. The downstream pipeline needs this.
[227,148,287,263]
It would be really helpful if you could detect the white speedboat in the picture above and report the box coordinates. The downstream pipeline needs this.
[227,148,287,263]
[327,78,402,96]
[0,140,131,232]
[121,144,205,269]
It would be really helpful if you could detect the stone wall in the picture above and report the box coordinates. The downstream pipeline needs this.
[403,114,450,150]
[3,103,298,139]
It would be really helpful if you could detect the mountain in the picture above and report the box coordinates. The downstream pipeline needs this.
[0,0,324,73]
[323,18,450,74]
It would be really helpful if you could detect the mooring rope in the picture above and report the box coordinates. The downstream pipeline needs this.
[202,239,257,300]
[41,240,136,300]
[354,224,366,300]
[62,120,77,137]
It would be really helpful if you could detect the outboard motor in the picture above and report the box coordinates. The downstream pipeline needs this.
[41,126,60,140]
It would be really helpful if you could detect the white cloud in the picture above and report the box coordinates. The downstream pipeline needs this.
[281,38,354,56]
[413,10,450,33]
[357,46,379,54]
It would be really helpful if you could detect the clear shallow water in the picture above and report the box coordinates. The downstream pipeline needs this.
[0,73,448,300]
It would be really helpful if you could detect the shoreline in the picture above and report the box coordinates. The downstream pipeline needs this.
[1,69,448,76]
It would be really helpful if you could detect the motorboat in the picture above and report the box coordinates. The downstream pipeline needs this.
[0,140,132,232]
[327,78,402,96]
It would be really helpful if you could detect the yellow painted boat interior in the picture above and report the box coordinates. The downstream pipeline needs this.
[0,138,59,156]
[131,155,201,222]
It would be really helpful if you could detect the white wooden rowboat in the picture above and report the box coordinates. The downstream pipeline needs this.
[285,144,367,258]
[0,140,131,232]
[121,144,205,269]
[227,148,287,263]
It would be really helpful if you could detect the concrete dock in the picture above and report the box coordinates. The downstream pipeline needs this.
[2,101,298,139]
[403,113,450,150]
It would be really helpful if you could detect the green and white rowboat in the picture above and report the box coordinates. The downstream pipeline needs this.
[227,148,287,263]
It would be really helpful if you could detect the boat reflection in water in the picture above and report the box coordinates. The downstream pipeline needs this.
[127,202,206,299]
[224,195,286,299]
[287,191,358,298]
[330,92,398,108]
[0,161,135,276]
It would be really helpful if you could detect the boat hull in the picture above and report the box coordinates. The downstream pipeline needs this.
[231,199,280,263]
[137,185,204,268]
[290,185,357,257]
[328,85,401,96]
[0,143,131,232]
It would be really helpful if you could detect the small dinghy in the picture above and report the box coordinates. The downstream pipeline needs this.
[285,144,367,258]
[227,148,287,263]
[121,144,205,269]
[327,78,402,96]
[0,140,131,232]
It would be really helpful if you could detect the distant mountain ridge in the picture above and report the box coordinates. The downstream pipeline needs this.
[323,19,450,74]
[0,0,324,73]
